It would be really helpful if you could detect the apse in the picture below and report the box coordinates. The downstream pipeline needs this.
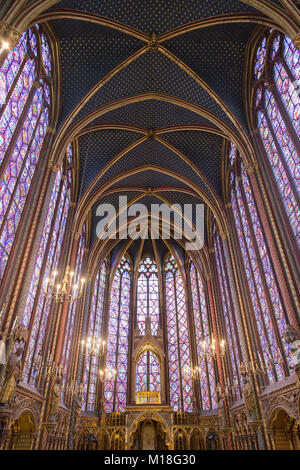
[0,0,299,452]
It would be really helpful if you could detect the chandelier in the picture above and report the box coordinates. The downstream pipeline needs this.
[62,379,83,397]
[182,365,202,380]
[81,336,106,358]
[99,366,117,382]
[201,336,226,359]
[43,266,85,303]
[30,349,65,380]
[240,358,267,376]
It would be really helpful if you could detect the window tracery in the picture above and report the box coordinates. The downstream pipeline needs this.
[253,31,300,247]
[136,257,159,336]
[0,26,53,282]
[82,261,107,412]
[190,262,217,409]
[104,254,131,412]
[22,145,72,384]
[229,143,292,383]
[136,350,161,394]
[164,254,193,412]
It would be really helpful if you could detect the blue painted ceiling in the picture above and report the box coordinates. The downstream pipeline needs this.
[41,1,274,250]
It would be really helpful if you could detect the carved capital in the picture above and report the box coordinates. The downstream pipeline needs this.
[42,421,57,434]
[47,127,56,136]
[72,231,81,241]
[292,32,300,50]
[0,22,22,49]
[219,230,229,240]
[32,80,41,90]
[245,161,258,175]
[48,162,60,173]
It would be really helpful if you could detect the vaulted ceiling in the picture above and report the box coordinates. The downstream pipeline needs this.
[30,0,289,256]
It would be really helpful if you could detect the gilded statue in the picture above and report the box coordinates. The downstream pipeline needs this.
[49,378,61,422]
[0,347,23,406]
[216,383,226,428]
[73,386,83,428]
[241,376,258,420]
[284,326,300,369]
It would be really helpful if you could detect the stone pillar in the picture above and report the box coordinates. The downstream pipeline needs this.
[67,278,92,450]
[54,232,81,363]
[221,233,248,361]
[206,277,233,450]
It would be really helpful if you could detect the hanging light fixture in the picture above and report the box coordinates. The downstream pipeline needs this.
[201,336,226,359]
[99,366,116,382]
[81,336,106,358]
[43,266,85,303]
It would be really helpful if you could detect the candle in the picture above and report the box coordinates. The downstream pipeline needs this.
[12,315,17,331]
[44,277,49,292]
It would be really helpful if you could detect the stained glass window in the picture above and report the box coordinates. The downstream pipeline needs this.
[229,143,292,383]
[104,254,131,412]
[190,262,217,409]
[62,224,86,403]
[164,254,193,412]
[22,145,72,385]
[212,226,242,399]
[136,350,160,395]
[82,261,107,412]
[253,31,300,247]
[136,257,159,336]
[0,25,52,282]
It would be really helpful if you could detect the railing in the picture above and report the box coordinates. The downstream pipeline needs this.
[136,391,161,404]
[105,412,126,426]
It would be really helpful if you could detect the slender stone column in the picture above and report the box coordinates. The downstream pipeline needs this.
[206,277,233,450]
[221,232,248,361]
[223,231,269,449]
[54,232,80,363]
[67,278,92,450]
[185,262,201,412]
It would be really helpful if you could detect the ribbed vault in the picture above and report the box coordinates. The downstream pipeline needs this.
[3,0,298,261]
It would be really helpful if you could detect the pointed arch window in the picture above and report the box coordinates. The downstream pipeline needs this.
[164,254,193,412]
[21,145,72,384]
[104,254,131,412]
[212,224,242,399]
[136,257,159,336]
[136,350,161,395]
[253,31,300,246]
[62,223,86,403]
[0,25,53,282]
[229,143,292,383]
[82,260,107,412]
[190,262,217,410]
